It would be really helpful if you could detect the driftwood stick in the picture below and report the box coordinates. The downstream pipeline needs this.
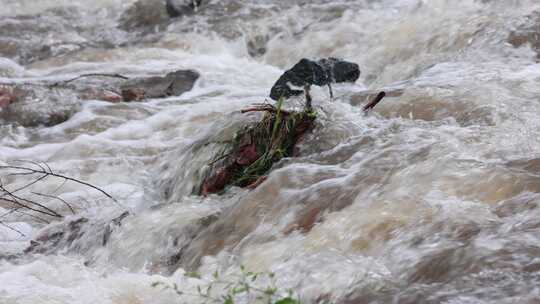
[363,91,386,112]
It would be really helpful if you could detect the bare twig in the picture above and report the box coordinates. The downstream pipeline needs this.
[0,207,51,224]
[0,195,61,218]
[51,73,129,87]
[32,192,75,215]
[241,104,291,115]
[0,220,25,237]
[0,161,122,227]
[1,174,49,198]
[1,181,62,218]
[0,165,119,204]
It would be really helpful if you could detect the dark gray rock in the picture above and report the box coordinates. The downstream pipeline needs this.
[166,0,203,18]
[0,70,199,127]
[269,58,360,100]
[120,69,199,101]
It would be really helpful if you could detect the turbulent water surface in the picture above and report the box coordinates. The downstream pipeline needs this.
[2,0,540,303]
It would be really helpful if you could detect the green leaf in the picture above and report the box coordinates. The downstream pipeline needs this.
[185,271,201,279]
[274,297,299,304]
[223,295,234,304]
[232,286,247,294]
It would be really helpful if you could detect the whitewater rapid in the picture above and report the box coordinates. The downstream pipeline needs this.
[2,0,540,303]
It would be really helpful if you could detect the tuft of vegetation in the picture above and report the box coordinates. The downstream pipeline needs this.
[153,265,304,304]
[199,97,317,195]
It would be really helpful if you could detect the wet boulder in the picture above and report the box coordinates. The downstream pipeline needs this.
[166,0,203,18]
[0,7,121,65]
[0,84,80,127]
[270,58,360,100]
[118,0,169,30]
[24,217,90,255]
[247,34,270,58]
[0,69,200,127]
[119,70,199,101]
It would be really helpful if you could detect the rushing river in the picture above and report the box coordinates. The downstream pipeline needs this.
[2,0,540,303]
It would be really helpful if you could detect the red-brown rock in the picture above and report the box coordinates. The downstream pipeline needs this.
[0,86,17,109]
[121,88,146,102]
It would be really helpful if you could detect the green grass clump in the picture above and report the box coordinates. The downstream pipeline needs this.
[229,101,316,187]
[200,98,316,194]
[153,265,305,304]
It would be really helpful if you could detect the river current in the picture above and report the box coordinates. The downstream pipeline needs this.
[1,0,540,303]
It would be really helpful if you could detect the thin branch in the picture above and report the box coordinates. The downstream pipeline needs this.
[0,220,25,237]
[1,183,62,217]
[32,192,75,215]
[241,104,291,115]
[0,207,51,224]
[0,165,119,205]
[51,73,129,87]
[0,196,61,218]
[1,174,49,198]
